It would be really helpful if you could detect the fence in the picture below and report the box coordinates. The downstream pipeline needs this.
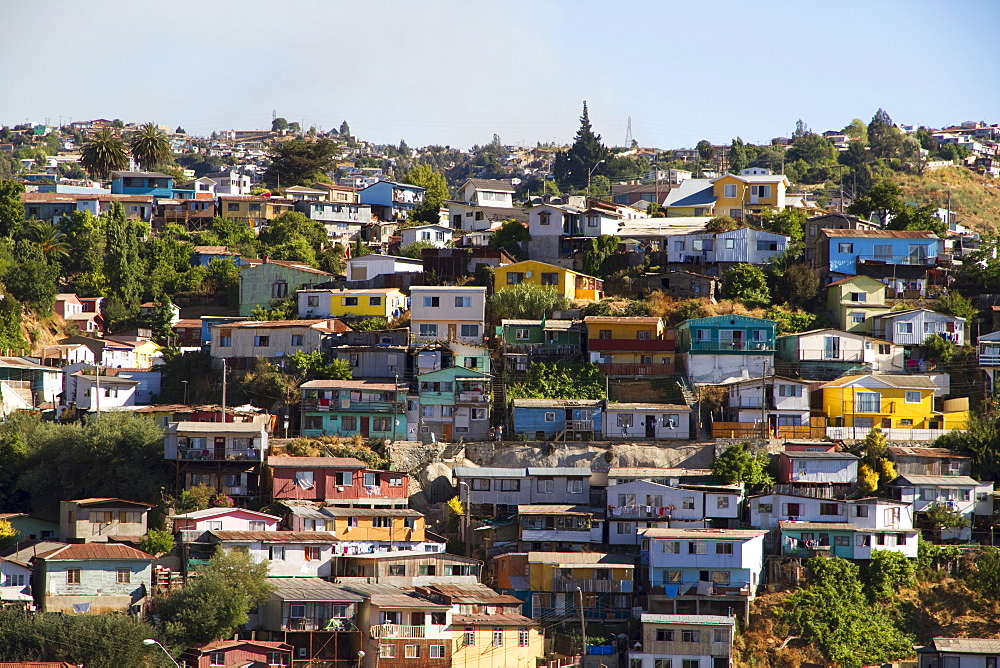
[711,422,824,439]
[826,426,953,441]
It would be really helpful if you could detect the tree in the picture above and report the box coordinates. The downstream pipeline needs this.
[582,234,619,277]
[263,138,339,187]
[0,519,18,549]
[868,108,902,160]
[842,118,869,144]
[271,117,288,132]
[705,215,738,233]
[505,362,605,401]
[552,102,610,191]
[782,557,914,666]
[923,334,957,365]
[80,127,129,180]
[759,207,805,244]
[696,139,715,162]
[775,264,819,309]
[934,292,977,320]
[0,295,29,356]
[3,239,58,316]
[403,164,449,223]
[487,282,570,321]
[787,132,836,165]
[128,123,172,171]
[0,179,25,237]
[352,317,389,331]
[728,137,748,173]
[352,236,373,258]
[287,351,352,381]
[885,203,946,236]
[104,201,144,323]
[857,462,880,496]
[398,241,439,259]
[721,263,770,307]
[488,220,530,260]
[28,220,71,262]
[847,179,902,226]
[712,442,773,486]
[339,120,350,137]
[924,501,970,534]
[861,550,914,603]
[968,547,1000,599]
[139,528,176,557]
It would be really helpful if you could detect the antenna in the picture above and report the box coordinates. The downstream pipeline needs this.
[625,116,633,147]
[272,109,276,122]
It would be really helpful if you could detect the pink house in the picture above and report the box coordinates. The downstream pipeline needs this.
[183,640,292,668]
[171,507,281,532]
[56,294,103,333]
[268,456,409,505]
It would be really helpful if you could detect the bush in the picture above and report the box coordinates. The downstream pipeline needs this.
[139,529,176,557]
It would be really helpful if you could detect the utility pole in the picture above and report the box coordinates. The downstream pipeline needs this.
[220,359,227,423]
[761,360,767,440]
[577,587,586,658]
[95,364,101,417]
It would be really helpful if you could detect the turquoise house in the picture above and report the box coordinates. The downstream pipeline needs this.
[414,366,491,441]
[238,259,335,316]
[677,314,777,383]
[300,379,406,440]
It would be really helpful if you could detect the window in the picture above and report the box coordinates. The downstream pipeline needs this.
[725,238,735,249]
[254,335,270,347]
[617,522,634,534]
[855,391,881,413]
[455,296,471,307]
[757,503,773,513]
[429,645,445,658]
[900,418,913,426]
[500,479,520,491]
[5,573,25,587]
[379,645,396,658]
[472,408,487,420]
[460,324,479,337]
[537,478,554,493]
[388,565,406,576]
[493,627,504,646]
[682,630,701,642]
[519,627,530,647]
[715,542,733,554]
[617,414,633,428]
[373,417,391,431]
[373,517,393,528]
[778,384,803,397]
[272,281,288,298]
[905,390,922,404]
[689,542,706,554]
[441,406,454,417]
[784,503,801,517]
[422,296,440,308]
[665,570,682,583]
[515,328,530,340]
[656,629,674,641]
[674,240,685,252]
[290,334,304,346]
[852,312,866,324]
[471,478,490,491]
[849,291,867,302]
[419,324,438,337]
[210,652,226,666]
[683,496,695,510]
[344,297,359,306]
[405,644,420,658]
[682,661,699,668]
[116,568,131,583]
[269,546,286,560]
[854,505,870,517]
[661,541,680,554]
[655,661,672,668]
[723,184,737,198]
[507,272,524,285]
[66,569,81,584]
[543,411,556,423]
[219,329,232,347]
[834,535,851,546]
[838,243,854,253]
[874,244,892,260]
[713,628,729,643]
[820,503,840,516]
[756,240,779,251]
[539,212,551,225]
[305,546,322,561]
[541,272,559,285]
[567,479,584,494]
[342,416,357,430]
[465,627,476,646]
[898,322,913,334]
[637,330,652,340]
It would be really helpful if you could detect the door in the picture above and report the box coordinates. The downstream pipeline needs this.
[214,437,225,460]
[442,424,453,442]
[645,415,656,438]
[448,324,457,340]
[360,416,370,437]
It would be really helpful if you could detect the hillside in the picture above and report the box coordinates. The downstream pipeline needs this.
[895,167,1000,233]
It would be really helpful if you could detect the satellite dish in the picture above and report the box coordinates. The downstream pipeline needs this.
[525,271,533,278]
[511,178,522,186]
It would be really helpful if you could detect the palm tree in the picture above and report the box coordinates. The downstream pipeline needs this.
[80,128,129,180]
[128,123,172,171]
[30,220,70,260]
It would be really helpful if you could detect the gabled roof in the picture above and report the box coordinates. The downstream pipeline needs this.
[510,398,603,408]
[662,179,716,208]
[267,577,365,602]
[876,308,965,322]
[210,531,337,542]
[606,402,691,411]
[36,543,153,561]
[779,451,859,460]
[172,507,280,521]
[639,527,767,540]
[641,613,735,626]
[241,260,335,277]
[825,274,886,288]
[192,640,292,653]
[925,638,1000,655]
[892,474,982,487]
[268,456,367,469]
[463,178,515,193]
[820,374,939,390]
[821,229,938,239]
[300,379,401,391]
[66,497,153,508]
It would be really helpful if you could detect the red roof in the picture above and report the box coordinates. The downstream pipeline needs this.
[268,456,367,469]
[193,640,292,652]
[36,543,153,560]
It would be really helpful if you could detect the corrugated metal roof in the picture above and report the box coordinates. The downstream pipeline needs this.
[606,402,690,411]
[452,613,537,627]
[211,531,336,542]
[267,577,364,602]
[517,505,593,515]
[68,498,154,508]
[888,447,969,459]
[510,399,602,408]
[929,638,1000,654]
[37,543,153,560]
[527,552,633,565]
[582,316,662,324]
[781,451,859,460]
[820,374,940,390]
[319,507,422,518]
[639,528,767,540]
[172,421,264,434]
[339,583,450,609]
[300,379,401,391]
[526,467,590,476]
[821,229,938,238]
[454,467,526,478]
[268,456,367,469]
[640,613,735,625]
[778,521,857,531]
[893,475,982,487]
[172,508,279,521]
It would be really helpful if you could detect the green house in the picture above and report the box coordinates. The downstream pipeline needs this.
[300,379,406,440]
[415,366,491,442]
[496,319,584,371]
[239,260,335,316]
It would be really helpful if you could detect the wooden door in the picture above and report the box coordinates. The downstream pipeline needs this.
[214,437,226,460]
[361,416,370,437]
[442,424,453,442]
[645,415,656,438]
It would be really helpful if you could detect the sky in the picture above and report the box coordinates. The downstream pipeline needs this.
[3,0,999,150]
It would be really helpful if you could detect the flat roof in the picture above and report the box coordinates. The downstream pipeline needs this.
[267,577,364,602]
[641,613,735,626]
[639,528,767,540]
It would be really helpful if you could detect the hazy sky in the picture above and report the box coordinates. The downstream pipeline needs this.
[3,0,998,149]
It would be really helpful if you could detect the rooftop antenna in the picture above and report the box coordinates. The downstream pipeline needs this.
[625,116,633,147]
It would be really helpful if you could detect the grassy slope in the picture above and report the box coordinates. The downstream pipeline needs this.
[895,167,1000,233]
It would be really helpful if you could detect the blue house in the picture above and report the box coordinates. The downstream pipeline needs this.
[820,229,940,277]
[677,315,777,384]
[358,181,426,221]
[110,171,176,198]
[511,398,603,441]
[199,315,246,349]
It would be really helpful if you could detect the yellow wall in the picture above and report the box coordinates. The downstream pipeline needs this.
[451,625,545,668]
[825,277,890,333]
[327,289,405,319]
[494,261,602,301]
[131,341,162,368]
[332,516,425,542]
[822,384,968,429]
[712,175,785,216]
[586,320,664,340]
[528,562,634,591]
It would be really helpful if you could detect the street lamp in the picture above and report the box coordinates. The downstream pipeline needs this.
[586,159,606,197]
[357,650,366,668]
[181,380,189,405]
[143,639,180,667]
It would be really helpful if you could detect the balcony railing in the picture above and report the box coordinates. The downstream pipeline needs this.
[980,352,1000,366]
[503,342,581,355]
[457,392,489,403]
[597,363,674,376]
[552,578,633,593]
[533,606,631,621]
[283,617,352,631]
[301,399,404,413]
[565,420,595,432]
[689,340,773,352]
[588,339,676,352]
[372,624,430,639]
[177,447,261,462]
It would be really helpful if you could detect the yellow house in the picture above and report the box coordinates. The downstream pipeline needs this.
[825,275,891,333]
[583,316,676,372]
[711,173,790,220]
[218,195,294,228]
[451,616,544,668]
[820,374,968,430]
[299,288,407,319]
[325,508,425,543]
[494,260,603,301]
[128,339,163,369]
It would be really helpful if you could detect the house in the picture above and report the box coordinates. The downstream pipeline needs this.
[607,480,743,545]
[299,379,407,440]
[218,195,294,229]
[0,357,63,410]
[494,260,603,301]
[285,186,330,201]
[400,224,452,248]
[110,170,175,197]
[455,179,516,209]
[872,308,966,349]
[190,245,242,267]
[248,578,363,666]
[778,517,918,560]
[803,213,878,264]
[297,288,406,320]
[604,467,717,488]
[493,551,634,622]
[281,506,430,552]
[0,513,58,541]
[448,179,526,231]
[32,543,153,613]
[715,376,812,438]
[181,641,293,668]
[516,505,603,552]
[203,531,337,578]
[584,316,677,377]
[40,344,96,368]
[294,199,372,240]
[709,171,791,220]
[641,528,767,618]
[238,258,336,316]
[890,475,993,526]
[335,551,480,586]
[776,328,902,380]
[510,398,603,441]
[664,227,789,276]
[171,508,281,533]
[819,373,968,436]
[208,319,348,368]
[645,270,720,302]
[204,169,252,195]
[268,456,409,506]
[454,467,592,513]
[61,335,138,368]
[421,247,516,284]
[0,552,33,606]
[677,315,777,384]
[888,447,972,477]
[604,402,692,440]
[497,318,585,371]
[412,366,491,441]
[825,275,892,334]
[410,286,487,345]
[329,341,409,380]
[345,255,424,283]
[629,613,736,668]
[918,637,1000,668]
[339,582,453,668]
[978,329,1000,392]
[816,229,941,277]
[164,421,268,503]
[60,498,151,543]
[156,198,216,227]
[358,181,426,222]
[418,582,544,668]
[525,203,584,260]
[775,450,859,487]
[171,319,204,348]
[661,179,717,217]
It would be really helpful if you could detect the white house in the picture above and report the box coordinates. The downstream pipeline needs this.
[603,403,692,440]
[665,227,789,270]
[720,376,811,428]
[409,286,487,345]
[873,309,966,348]
[172,508,281,533]
[629,614,735,668]
[776,450,859,486]
[0,556,33,605]
[919,638,1000,668]
[69,372,139,411]
[205,169,252,195]
[890,474,993,523]
[209,530,336,578]
[400,225,453,249]
[607,481,743,545]
[776,328,903,374]
[346,255,424,283]
[455,179,516,208]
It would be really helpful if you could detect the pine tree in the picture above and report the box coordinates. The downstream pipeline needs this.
[729,137,748,173]
[104,201,144,324]
[339,120,350,137]
[868,108,902,159]
[553,101,609,191]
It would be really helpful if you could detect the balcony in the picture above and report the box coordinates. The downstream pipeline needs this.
[521,529,596,543]
[588,339,675,352]
[176,447,261,462]
[597,363,675,376]
[301,399,404,413]
[552,578,633,593]
[372,624,437,639]
[457,392,489,403]
[565,420,595,432]
[533,606,631,621]
[688,340,774,353]
[283,617,354,631]
[980,351,1000,366]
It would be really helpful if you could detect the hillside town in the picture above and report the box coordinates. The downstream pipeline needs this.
[1,105,1000,668]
